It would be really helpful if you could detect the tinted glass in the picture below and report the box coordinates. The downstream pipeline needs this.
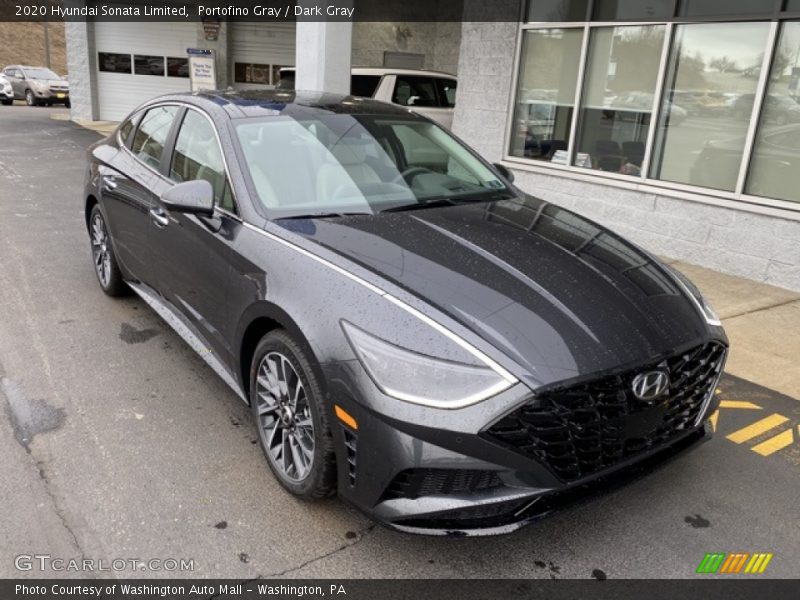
[351,75,381,97]
[652,22,770,191]
[592,0,674,20]
[678,0,773,16]
[131,106,179,170]
[235,63,270,84]
[392,76,439,107]
[575,25,665,176]
[436,78,458,107]
[747,21,800,202]
[134,55,165,77]
[527,0,590,21]
[170,110,234,212]
[98,53,132,74]
[167,58,189,78]
[509,28,584,162]
[235,115,509,217]
[118,114,139,148]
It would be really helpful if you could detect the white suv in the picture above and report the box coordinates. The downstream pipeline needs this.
[278,67,457,129]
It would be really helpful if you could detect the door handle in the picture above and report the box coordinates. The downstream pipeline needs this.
[149,207,169,228]
[102,175,117,191]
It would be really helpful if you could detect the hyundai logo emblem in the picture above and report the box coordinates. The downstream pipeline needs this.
[631,370,670,402]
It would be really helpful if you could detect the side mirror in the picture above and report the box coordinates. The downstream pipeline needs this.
[161,180,214,216]
[493,162,514,183]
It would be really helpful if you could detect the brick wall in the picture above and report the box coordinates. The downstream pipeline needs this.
[451,2,800,292]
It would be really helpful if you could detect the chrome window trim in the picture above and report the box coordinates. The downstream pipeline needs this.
[119,100,242,217]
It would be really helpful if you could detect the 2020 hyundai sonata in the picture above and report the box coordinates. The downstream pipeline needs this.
[84,90,727,535]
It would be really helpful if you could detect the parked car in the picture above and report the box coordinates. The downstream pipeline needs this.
[84,90,727,535]
[0,74,13,105]
[733,93,800,125]
[1,65,70,107]
[277,67,457,129]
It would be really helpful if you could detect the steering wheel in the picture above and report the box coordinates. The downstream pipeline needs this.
[393,166,434,186]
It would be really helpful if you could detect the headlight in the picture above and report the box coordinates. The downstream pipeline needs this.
[341,320,515,409]
[666,266,721,326]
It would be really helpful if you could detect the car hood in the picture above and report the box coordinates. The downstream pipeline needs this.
[279,195,714,388]
[33,78,69,87]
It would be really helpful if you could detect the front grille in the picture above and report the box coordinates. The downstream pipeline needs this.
[49,86,68,92]
[484,342,726,483]
[382,468,504,501]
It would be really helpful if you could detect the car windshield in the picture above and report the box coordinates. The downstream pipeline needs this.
[24,68,60,80]
[234,114,511,218]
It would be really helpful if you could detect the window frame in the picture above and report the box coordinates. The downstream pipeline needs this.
[503,1,800,214]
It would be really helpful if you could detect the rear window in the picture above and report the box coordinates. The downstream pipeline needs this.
[350,75,381,98]
[436,78,457,108]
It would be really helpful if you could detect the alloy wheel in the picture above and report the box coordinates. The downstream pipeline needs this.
[91,213,112,288]
[255,352,315,482]
[25,90,34,106]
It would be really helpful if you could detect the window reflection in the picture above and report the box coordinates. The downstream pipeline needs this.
[510,29,584,162]
[574,26,665,176]
[747,21,800,202]
[652,21,770,191]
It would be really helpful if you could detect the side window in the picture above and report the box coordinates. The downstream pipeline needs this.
[436,78,457,108]
[169,110,235,213]
[131,105,179,170]
[350,75,381,97]
[392,76,439,108]
[118,112,140,148]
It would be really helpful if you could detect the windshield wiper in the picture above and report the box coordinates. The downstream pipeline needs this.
[275,211,372,220]
[382,190,514,213]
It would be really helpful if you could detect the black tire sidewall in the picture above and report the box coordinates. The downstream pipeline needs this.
[250,330,336,499]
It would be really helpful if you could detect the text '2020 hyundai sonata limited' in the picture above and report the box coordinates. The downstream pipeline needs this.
[84,90,727,536]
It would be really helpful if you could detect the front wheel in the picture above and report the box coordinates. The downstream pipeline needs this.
[25,90,37,106]
[89,205,128,296]
[250,330,337,499]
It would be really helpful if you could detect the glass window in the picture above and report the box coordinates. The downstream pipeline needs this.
[235,63,271,85]
[592,0,674,20]
[787,0,800,10]
[677,0,774,17]
[651,22,770,191]
[527,0,590,22]
[392,76,439,107]
[167,58,189,78]
[509,28,584,162]
[170,110,234,212]
[118,112,140,148]
[436,78,458,107]
[235,115,510,217]
[98,53,131,74]
[351,74,382,97]
[134,55,165,77]
[747,21,800,202]
[131,106,179,171]
[575,25,666,176]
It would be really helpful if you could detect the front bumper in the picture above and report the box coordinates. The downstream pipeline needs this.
[33,88,70,102]
[322,339,725,536]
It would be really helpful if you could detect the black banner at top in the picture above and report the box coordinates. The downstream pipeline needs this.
[0,0,524,22]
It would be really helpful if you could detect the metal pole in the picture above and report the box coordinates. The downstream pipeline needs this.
[43,21,51,69]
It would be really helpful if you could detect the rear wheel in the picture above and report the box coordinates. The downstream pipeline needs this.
[89,205,127,296]
[250,330,336,499]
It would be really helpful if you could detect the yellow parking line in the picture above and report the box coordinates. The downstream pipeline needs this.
[709,410,719,432]
[751,428,794,456]
[718,400,762,410]
[758,554,774,573]
[726,414,789,444]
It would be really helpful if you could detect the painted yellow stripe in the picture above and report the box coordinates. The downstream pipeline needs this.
[748,554,766,573]
[758,553,773,573]
[752,428,794,457]
[709,410,719,432]
[720,554,736,573]
[744,554,759,573]
[727,414,789,444]
[719,400,762,410]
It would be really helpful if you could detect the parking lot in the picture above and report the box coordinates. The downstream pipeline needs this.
[1,104,799,579]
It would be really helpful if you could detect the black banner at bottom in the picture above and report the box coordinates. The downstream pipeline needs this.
[3,579,800,600]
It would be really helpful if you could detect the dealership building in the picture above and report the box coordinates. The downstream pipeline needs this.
[65,0,800,291]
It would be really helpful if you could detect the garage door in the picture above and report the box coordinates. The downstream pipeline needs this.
[230,22,295,89]
[94,21,196,121]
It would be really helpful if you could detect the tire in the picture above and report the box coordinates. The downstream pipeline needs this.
[88,205,128,296]
[250,330,336,499]
[25,89,37,106]
[1,99,11,106]
[65,99,71,109]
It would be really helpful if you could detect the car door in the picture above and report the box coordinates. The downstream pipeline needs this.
[98,105,180,287]
[148,107,238,363]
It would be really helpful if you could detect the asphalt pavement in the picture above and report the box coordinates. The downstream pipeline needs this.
[0,105,798,580]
